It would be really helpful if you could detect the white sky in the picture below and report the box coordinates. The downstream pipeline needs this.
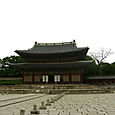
[0,0,115,63]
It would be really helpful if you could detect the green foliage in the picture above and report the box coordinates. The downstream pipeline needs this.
[83,63,98,77]
[2,55,25,63]
[0,55,24,77]
[85,55,93,61]
[0,68,22,77]
[0,59,2,63]
[110,62,115,75]
[99,63,112,75]
[84,55,115,77]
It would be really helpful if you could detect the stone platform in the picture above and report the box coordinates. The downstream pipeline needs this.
[0,89,34,94]
[48,89,113,94]
[0,84,114,94]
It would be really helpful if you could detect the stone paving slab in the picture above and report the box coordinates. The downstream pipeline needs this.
[0,94,115,115]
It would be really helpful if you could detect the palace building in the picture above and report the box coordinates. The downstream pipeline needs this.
[10,40,93,84]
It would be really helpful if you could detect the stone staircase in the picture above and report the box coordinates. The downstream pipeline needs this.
[0,84,99,90]
[0,84,114,94]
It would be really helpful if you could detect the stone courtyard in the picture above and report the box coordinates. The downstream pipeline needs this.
[0,93,115,115]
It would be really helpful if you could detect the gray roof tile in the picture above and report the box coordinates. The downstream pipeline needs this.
[15,41,89,54]
[9,61,94,69]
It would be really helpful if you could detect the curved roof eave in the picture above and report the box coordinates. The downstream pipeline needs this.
[9,60,94,69]
[15,47,89,55]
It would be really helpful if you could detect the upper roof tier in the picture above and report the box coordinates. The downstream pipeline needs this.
[15,40,89,54]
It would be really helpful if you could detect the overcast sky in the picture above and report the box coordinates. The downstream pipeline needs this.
[0,0,115,63]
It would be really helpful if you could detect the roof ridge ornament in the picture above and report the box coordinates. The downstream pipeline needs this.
[36,41,75,46]
[73,39,76,43]
[35,41,37,45]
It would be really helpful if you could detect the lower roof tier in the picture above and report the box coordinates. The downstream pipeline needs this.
[9,60,94,71]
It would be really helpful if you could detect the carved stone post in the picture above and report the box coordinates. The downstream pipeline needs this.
[20,110,25,115]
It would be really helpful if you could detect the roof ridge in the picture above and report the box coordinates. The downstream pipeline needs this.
[35,40,76,46]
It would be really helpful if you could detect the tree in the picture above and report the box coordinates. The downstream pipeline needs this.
[83,55,98,77]
[0,56,25,77]
[89,49,113,75]
[2,55,25,64]
[111,62,115,75]
[0,59,2,63]
[100,62,112,75]
[85,55,93,61]
[83,63,98,77]
[89,48,113,65]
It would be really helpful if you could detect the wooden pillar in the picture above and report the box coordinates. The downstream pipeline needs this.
[22,72,24,84]
[109,80,111,85]
[80,72,83,83]
[102,80,104,85]
[32,72,35,84]
[69,74,71,83]
[96,80,98,85]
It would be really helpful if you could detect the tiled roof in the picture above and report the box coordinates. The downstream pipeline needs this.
[15,41,89,54]
[9,61,94,69]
